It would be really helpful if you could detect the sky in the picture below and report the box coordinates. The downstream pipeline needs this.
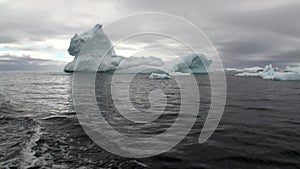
[0,0,299,71]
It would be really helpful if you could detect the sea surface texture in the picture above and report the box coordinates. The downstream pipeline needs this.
[0,72,299,169]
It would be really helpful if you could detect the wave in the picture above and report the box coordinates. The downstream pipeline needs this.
[0,116,42,169]
[215,155,298,167]
[19,123,42,169]
[0,94,43,169]
[0,92,10,109]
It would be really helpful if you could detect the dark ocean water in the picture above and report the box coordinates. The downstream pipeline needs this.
[0,72,299,169]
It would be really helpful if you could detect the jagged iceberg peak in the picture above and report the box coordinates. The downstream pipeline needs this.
[67,24,108,57]
[64,24,118,72]
[165,53,212,73]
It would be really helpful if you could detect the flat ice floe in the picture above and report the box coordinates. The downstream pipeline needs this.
[149,73,171,79]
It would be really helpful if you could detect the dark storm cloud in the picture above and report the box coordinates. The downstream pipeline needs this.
[0,0,299,70]
[0,55,66,71]
[115,0,300,67]
[214,2,300,39]
[215,30,300,67]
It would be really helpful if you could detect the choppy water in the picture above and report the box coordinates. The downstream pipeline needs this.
[0,72,299,169]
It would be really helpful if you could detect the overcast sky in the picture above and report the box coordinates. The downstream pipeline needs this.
[0,0,299,71]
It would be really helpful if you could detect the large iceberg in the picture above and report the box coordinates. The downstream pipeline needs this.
[64,24,121,72]
[64,24,212,74]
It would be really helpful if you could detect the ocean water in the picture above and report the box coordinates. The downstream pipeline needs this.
[0,72,299,169]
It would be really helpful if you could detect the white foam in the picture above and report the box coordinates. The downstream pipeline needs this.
[20,124,42,169]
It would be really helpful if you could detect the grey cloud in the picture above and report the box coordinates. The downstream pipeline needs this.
[0,55,66,71]
[0,0,119,43]
[2,45,54,51]
[0,0,299,70]
[109,0,300,67]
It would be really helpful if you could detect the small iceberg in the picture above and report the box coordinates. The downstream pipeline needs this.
[169,72,191,76]
[235,64,300,81]
[235,72,261,77]
[149,73,171,79]
[148,72,191,79]
[284,66,300,73]
[224,68,243,73]
[242,66,264,73]
[274,72,300,81]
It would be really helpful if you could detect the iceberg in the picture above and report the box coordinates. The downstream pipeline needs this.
[273,72,300,81]
[166,53,212,73]
[284,66,300,73]
[257,64,300,81]
[169,72,191,76]
[235,72,261,77]
[235,64,300,81]
[148,72,191,79]
[64,24,212,74]
[242,66,264,73]
[224,68,243,73]
[260,64,276,80]
[114,53,211,74]
[115,56,165,74]
[64,24,119,72]
[149,73,171,79]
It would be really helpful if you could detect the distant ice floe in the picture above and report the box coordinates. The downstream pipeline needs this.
[224,68,243,73]
[231,64,300,81]
[284,66,300,73]
[169,72,191,76]
[148,72,192,79]
[64,24,212,75]
[149,73,171,79]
